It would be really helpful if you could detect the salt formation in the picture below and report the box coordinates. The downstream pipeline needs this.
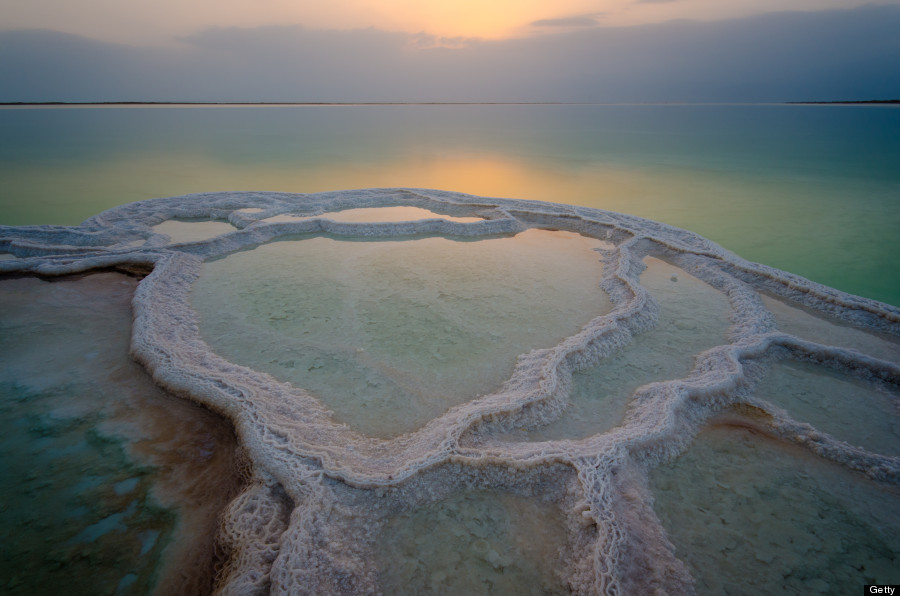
[191,229,611,437]
[1,188,898,594]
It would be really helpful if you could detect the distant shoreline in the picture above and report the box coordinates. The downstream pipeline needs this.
[0,101,566,107]
[787,100,899,105]
[2,100,898,107]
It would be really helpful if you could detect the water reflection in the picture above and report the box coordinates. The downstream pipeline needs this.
[261,206,484,223]
[192,229,611,437]
[1,104,898,305]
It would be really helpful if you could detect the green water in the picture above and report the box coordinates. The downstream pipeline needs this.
[1,104,898,305]
[192,229,610,437]
[0,380,174,596]
[0,276,173,595]
[650,426,900,593]
[755,360,900,457]
[501,257,732,442]
[375,491,569,595]
[0,274,240,595]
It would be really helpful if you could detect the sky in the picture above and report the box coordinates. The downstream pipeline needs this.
[1,0,899,102]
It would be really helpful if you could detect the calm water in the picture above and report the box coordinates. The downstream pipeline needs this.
[1,104,898,305]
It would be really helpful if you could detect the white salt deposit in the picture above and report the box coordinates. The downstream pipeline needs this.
[1,188,898,594]
[500,257,732,441]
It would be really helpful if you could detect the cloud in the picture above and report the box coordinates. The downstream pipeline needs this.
[404,33,474,50]
[531,14,605,28]
[2,5,899,103]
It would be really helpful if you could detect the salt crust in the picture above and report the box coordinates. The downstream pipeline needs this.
[2,188,898,594]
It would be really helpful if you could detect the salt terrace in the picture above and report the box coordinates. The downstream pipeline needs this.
[1,188,898,594]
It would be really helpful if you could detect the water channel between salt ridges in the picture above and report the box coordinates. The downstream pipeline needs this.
[0,188,898,594]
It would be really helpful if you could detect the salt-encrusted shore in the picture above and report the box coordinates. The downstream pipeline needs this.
[2,188,898,594]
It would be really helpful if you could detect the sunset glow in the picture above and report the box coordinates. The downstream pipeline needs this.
[1,0,896,45]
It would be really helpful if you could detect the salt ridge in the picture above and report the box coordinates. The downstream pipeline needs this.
[1,188,898,594]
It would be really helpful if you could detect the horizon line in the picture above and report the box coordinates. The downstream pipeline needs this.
[2,100,898,108]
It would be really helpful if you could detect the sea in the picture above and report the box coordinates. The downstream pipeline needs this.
[1,103,898,305]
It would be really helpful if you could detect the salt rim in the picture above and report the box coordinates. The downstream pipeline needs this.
[1,188,898,594]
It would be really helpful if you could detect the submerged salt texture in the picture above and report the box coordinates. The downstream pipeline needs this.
[0,273,242,595]
[499,257,732,442]
[191,229,611,437]
[650,426,900,594]
[755,360,900,457]
[761,294,900,363]
[0,189,898,594]
[376,490,569,595]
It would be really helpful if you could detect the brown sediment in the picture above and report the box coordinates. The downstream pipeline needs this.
[127,393,247,595]
[89,273,249,595]
[0,272,246,595]
[0,263,154,282]
[682,401,780,442]
[724,402,775,422]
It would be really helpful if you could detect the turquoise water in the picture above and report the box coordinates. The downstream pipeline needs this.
[1,104,898,305]
[0,274,241,595]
